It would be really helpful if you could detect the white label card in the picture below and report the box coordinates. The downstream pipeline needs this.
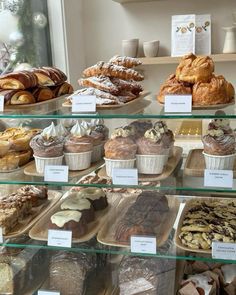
[204,169,233,188]
[0,227,3,243]
[131,236,156,254]
[112,168,138,186]
[72,95,96,113]
[0,95,4,112]
[38,291,60,295]
[212,242,236,260]
[48,229,72,248]
[164,95,192,113]
[44,165,69,183]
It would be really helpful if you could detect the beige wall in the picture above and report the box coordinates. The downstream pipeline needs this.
[82,0,236,94]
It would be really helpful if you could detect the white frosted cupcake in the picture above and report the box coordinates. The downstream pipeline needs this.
[64,122,93,171]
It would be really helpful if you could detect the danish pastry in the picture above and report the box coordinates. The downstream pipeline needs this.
[109,55,142,68]
[83,61,144,81]
[0,71,38,90]
[31,86,54,102]
[0,89,36,105]
[78,76,119,95]
[51,82,74,97]
[33,66,67,86]
[176,53,214,83]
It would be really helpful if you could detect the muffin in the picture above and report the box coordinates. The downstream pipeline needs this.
[136,128,169,174]
[128,120,153,139]
[202,122,236,170]
[30,122,64,174]
[90,118,109,140]
[104,127,137,177]
[76,188,108,211]
[64,122,93,171]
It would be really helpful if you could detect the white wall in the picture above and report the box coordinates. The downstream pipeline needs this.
[82,0,236,94]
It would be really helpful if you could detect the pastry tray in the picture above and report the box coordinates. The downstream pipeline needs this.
[97,195,180,248]
[3,190,62,239]
[0,159,33,174]
[174,197,236,254]
[98,146,183,182]
[184,149,236,178]
[29,191,113,243]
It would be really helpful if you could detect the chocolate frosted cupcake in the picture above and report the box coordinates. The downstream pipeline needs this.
[128,120,153,139]
[202,122,236,170]
[154,120,175,157]
[90,118,109,141]
[209,118,233,135]
[30,123,64,174]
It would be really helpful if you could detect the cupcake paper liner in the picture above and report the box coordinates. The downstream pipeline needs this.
[203,152,236,170]
[136,154,166,174]
[64,151,92,171]
[34,155,64,174]
[92,143,103,163]
[104,157,136,177]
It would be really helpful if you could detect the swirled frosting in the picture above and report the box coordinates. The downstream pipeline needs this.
[56,122,68,137]
[111,126,133,139]
[70,122,87,137]
[81,121,91,135]
[144,128,162,142]
[41,122,58,140]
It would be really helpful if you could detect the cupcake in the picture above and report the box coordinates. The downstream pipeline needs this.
[136,128,169,174]
[56,122,69,138]
[202,122,236,170]
[64,122,93,171]
[104,127,137,177]
[30,123,64,174]
[209,117,233,135]
[128,120,153,139]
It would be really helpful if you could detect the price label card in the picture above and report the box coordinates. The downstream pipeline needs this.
[44,165,69,183]
[112,168,138,186]
[0,95,4,112]
[164,95,192,113]
[212,242,236,260]
[38,291,60,295]
[72,95,96,113]
[204,169,233,188]
[0,227,3,243]
[131,236,156,254]
[48,229,72,248]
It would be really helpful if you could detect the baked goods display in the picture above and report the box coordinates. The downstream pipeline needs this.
[178,199,236,251]
[157,53,235,106]
[0,127,41,171]
[119,256,176,295]
[202,119,236,170]
[64,55,144,107]
[178,261,236,295]
[0,67,73,106]
[0,185,48,235]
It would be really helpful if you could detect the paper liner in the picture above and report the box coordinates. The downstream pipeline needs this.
[136,154,166,174]
[34,155,64,174]
[64,151,92,171]
[203,152,236,170]
[104,157,136,177]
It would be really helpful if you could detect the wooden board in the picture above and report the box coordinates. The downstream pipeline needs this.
[98,146,183,181]
[174,197,236,254]
[184,149,236,177]
[62,91,150,109]
[29,192,111,243]
[24,160,104,178]
[97,195,179,248]
[4,190,62,239]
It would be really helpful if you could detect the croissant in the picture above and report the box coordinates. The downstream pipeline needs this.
[109,55,142,68]
[83,61,144,81]
[51,82,74,97]
[32,66,67,86]
[31,86,55,102]
[176,53,214,84]
[111,78,143,95]
[157,74,192,103]
[78,76,119,95]
[0,89,35,105]
[0,71,38,90]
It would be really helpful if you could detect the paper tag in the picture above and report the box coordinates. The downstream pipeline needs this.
[204,169,233,188]
[112,168,138,186]
[48,229,72,248]
[44,165,69,183]
[0,96,4,112]
[131,236,156,254]
[72,95,96,113]
[164,95,192,113]
[212,242,236,260]
[38,291,60,295]
[0,227,3,243]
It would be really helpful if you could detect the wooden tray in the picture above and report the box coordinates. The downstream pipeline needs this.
[24,160,104,178]
[98,146,183,182]
[62,91,150,110]
[174,197,236,254]
[97,195,179,248]
[184,149,236,177]
[29,192,111,243]
[4,190,62,239]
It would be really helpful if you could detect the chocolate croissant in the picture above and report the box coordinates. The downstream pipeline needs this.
[0,89,35,105]
[51,82,74,97]
[32,66,67,86]
[31,86,55,102]
[0,71,38,90]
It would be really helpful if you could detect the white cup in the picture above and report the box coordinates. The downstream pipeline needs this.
[143,40,160,57]
[122,39,139,57]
